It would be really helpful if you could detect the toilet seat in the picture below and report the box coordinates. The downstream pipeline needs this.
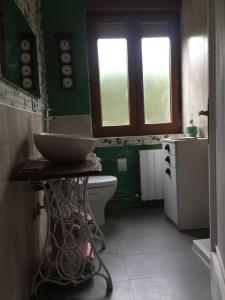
[87,176,117,189]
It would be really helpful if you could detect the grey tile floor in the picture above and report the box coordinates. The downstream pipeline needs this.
[39,207,212,300]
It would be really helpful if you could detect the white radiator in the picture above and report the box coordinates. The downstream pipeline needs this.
[139,149,163,201]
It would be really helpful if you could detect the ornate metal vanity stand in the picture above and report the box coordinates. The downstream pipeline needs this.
[11,159,112,298]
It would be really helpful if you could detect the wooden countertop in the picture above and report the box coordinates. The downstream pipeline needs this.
[11,157,102,181]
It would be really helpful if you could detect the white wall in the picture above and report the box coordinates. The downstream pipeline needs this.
[181,0,208,137]
[208,0,225,298]
[0,85,43,299]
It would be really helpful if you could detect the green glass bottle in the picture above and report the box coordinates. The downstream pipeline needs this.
[186,119,198,137]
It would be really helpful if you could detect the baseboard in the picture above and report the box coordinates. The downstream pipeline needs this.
[107,198,164,209]
[211,247,225,300]
[193,239,210,268]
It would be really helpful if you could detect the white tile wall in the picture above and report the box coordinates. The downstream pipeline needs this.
[181,0,209,138]
[49,114,93,137]
[0,101,43,300]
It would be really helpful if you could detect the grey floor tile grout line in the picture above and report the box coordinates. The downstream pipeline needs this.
[117,248,196,258]
[121,260,136,299]
[127,280,136,300]
[126,270,210,282]
[124,270,209,281]
[109,279,132,283]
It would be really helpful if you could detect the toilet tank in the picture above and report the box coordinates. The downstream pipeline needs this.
[87,176,117,201]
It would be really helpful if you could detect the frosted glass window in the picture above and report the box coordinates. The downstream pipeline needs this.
[97,38,130,127]
[142,37,171,124]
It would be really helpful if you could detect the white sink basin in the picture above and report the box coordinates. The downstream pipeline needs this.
[33,133,97,163]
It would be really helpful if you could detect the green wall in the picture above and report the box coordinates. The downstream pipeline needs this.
[95,144,162,208]
[41,0,90,116]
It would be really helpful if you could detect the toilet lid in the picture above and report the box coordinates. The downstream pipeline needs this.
[87,176,117,188]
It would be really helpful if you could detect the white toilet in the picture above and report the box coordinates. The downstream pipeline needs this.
[87,176,117,226]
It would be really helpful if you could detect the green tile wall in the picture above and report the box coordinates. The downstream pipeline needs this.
[41,0,90,116]
[95,144,163,209]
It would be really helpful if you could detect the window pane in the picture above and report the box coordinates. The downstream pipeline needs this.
[142,37,171,124]
[97,38,130,127]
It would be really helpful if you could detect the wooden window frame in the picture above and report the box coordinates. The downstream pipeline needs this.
[87,13,181,137]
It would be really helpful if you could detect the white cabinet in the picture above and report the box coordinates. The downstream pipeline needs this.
[139,149,163,201]
[163,165,178,224]
[162,139,209,230]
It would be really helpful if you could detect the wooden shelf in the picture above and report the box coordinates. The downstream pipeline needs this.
[11,157,102,181]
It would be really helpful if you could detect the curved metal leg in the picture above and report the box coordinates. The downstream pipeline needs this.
[83,179,112,291]
[86,197,107,251]
[31,176,112,296]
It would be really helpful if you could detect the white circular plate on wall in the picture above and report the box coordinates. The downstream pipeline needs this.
[20,39,31,51]
[59,40,71,51]
[62,77,73,89]
[22,77,33,89]
[20,52,31,64]
[62,64,72,76]
[21,65,32,76]
[60,52,72,64]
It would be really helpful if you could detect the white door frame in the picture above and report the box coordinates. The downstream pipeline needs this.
[208,0,217,252]
[208,0,225,299]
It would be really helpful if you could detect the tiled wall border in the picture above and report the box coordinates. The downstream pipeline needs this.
[0,78,42,114]
[97,134,184,147]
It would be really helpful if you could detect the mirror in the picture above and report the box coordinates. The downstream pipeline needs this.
[0,0,40,98]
